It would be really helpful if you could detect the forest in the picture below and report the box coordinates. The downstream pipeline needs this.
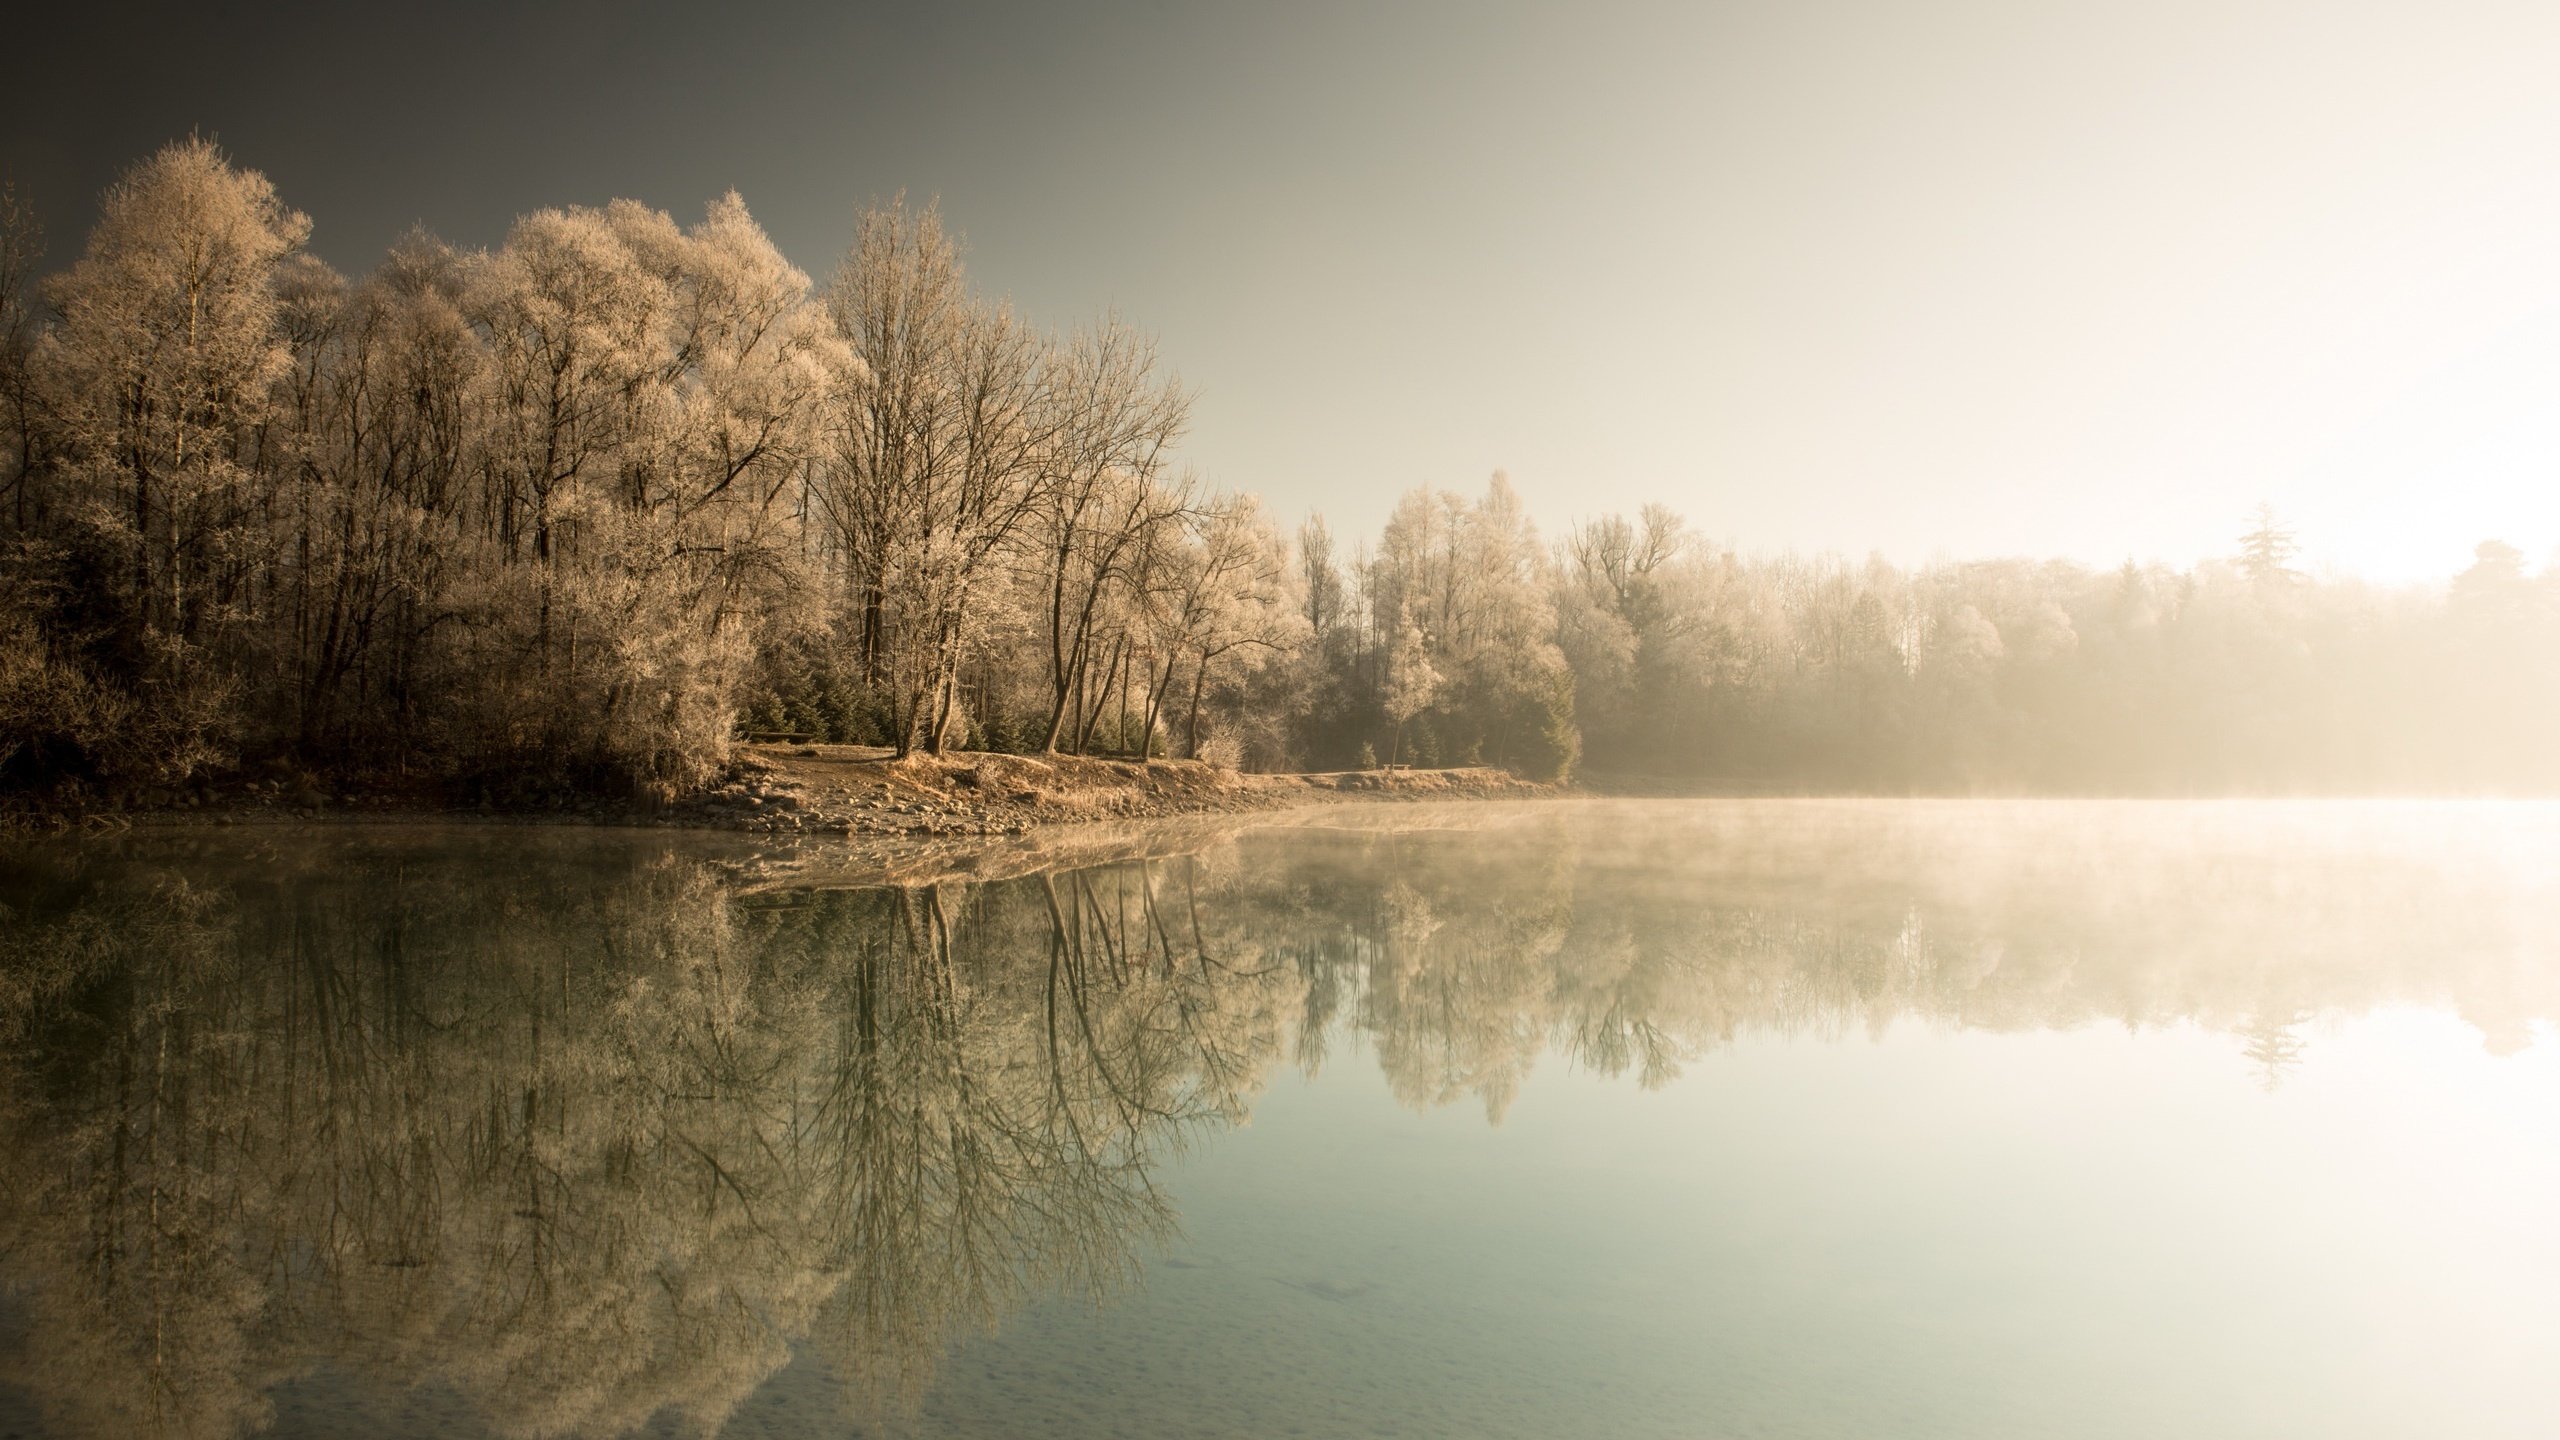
[3,140,2556,803]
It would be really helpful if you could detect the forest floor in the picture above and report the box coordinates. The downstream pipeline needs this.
[31,745,1553,838]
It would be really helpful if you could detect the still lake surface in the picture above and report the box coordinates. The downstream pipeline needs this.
[0,799,2555,1439]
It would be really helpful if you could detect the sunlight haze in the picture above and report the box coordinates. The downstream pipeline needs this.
[8,0,2558,580]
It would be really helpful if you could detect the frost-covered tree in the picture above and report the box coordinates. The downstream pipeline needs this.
[263,237,481,761]
[1131,492,1297,758]
[1360,475,1574,774]
[39,139,309,651]
[5,141,311,789]
[812,200,1064,755]
[1380,609,1438,766]
[452,194,845,791]
[2238,501,2300,589]
[1027,320,1191,752]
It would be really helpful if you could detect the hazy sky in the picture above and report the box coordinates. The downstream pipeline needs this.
[8,0,2560,581]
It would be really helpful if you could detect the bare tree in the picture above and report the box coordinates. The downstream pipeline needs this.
[0,183,41,535]
[1030,321,1191,751]
[814,199,1056,755]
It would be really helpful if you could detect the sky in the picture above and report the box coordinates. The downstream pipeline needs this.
[7,0,2560,582]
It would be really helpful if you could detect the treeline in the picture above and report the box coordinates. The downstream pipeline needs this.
[1548,506,2560,792]
[0,141,1295,802]
[1262,484,2560,792]
[4,141,2556,802]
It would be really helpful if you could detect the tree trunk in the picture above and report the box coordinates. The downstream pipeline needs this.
[1115,647,1132,752]
[1185,656,1209,759]
[1041,631,1084,752]
[1139,652,1178,760]
[892,675,924,758]
[1078,637,1125,754]
[1043,541,1073,748]
[1070,638,1097,752]
[859,580,884,686]
[926,659,957,754]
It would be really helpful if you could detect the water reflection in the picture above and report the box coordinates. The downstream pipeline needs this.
[0,801,2553,1438]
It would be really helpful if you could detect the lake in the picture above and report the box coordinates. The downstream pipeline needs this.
[1,800,2555,1439]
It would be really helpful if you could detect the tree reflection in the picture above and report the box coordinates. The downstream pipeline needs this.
[0,806,2553,1437]
[0,839,1299,1437]
[2239,1009,2312,1090]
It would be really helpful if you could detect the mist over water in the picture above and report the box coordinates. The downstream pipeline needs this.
[1,800,2555,1438]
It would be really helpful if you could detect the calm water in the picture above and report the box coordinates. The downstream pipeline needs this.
[1,800,2556,1439]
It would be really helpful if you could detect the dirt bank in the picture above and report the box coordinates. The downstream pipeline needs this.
[670,745,1552,838]
[19,746,1552,836]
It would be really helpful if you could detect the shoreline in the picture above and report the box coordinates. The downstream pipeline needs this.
[8,745,1556,840]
